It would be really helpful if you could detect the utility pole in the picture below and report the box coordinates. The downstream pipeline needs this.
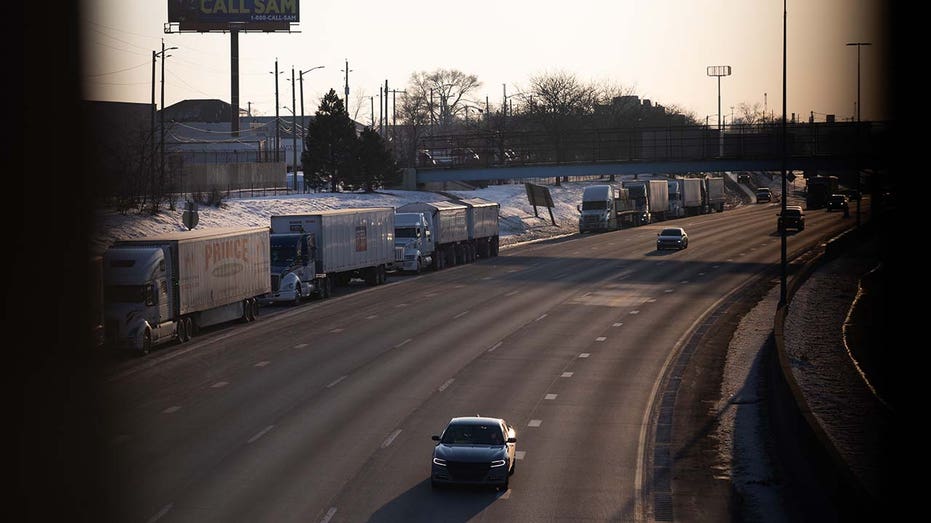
[389,89,406,144]
[370,96,375,128]
[342,59,353,117]
[271,59,282,162]
[150,50,156,192]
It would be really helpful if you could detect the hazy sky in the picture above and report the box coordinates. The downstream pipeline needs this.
[81,0,890,124]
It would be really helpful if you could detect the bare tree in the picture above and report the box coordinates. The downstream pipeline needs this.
[405,69,482,130]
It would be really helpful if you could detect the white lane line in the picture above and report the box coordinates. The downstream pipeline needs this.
[424,292,438,298]
[488,341,502,352]
[629,310,640,315]
[515,451,526,460]
[578,353,590,358]
[162,406,181,414]
[561,372,573,378]
[211,381,229,388]
[699,272,705,276]
[544,394,557,400]
[394,338,412,349]
[508,269,520,273]
[613,322,624,327]
[248,425,275,444]
[326,376,347,388]
[254,361,270,367]
[454,284,465,289]
[499,489,512,499]
[330,328,344,333]
[438,379,455,392]
[680,280,689,284]
[453,311,470,319]
[294,343,308,349]
[366,314,378,319]
[381,429,402,448]
[535,314,548,322]
[647,298,657,303]
[505,290,520,296]
[665,289,674,293]
[581,292,591,298]
[596,336,606,342]
[482,276,492,280]
[320,507,337,523]
[147,502,173,523]
[528,419,542,427]
[394,303,408,308]
[713,265,720,269]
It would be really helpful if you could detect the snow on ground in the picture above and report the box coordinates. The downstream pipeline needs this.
[92,179,608,255]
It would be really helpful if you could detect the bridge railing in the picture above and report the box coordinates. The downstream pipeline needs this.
[414,121,889,170]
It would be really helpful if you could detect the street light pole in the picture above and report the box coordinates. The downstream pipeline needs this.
[847,41,871,228]
[157,41,178,194]
[780,0,788,305]
[291,66,298,191]
[706,65,732,156]
[298,65,325,189]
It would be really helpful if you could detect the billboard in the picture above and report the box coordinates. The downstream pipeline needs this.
[168,0,299,32]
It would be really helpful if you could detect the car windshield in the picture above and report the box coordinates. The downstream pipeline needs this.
[441,423,504,445]
[660,229,682,236]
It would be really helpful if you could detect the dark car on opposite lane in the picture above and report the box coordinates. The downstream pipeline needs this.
[431,416,517,490]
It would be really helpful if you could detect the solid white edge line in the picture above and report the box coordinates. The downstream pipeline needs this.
[147,502,173,523]
[634,276,752,522]
[381,429,402,448]
[326,375,347,388]
[320,507,337,523]
[248,425,274,444]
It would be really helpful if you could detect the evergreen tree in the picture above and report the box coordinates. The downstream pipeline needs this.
[346,128,402,192]
[301,89,357,192]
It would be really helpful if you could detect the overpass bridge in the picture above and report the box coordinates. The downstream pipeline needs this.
[405,121,891,187]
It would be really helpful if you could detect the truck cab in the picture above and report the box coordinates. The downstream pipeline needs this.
[266,233,321,304]
[578,185,618,233]
[394,212,434,273]
[103,246,175,353]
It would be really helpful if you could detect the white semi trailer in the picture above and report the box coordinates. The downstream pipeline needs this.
[265,208,396,304]
[103,227,271,355]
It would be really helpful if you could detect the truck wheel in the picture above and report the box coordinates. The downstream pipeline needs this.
[414,258,422,274]
[246,299,257,321]
[323,277,332,298]
[378,266,387,284]
[251,299,260,320]
[184,317,194,339]
[178,318,189,343]
[293,287,302,306]
[139,329,152,356]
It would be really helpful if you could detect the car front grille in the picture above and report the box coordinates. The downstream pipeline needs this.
[446,461,491,481]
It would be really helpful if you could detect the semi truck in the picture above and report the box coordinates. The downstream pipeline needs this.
[703,176,726,212]
[667,179,684,218]
[265,208,396,304]
[578,185,643,232]
[621,180,653,225]
[396,200,469,270]
[449,197,501,259]
[681,178,704,216]
[647,179,670,221]
[103,227,271,355]
[806,175,839,209]
[393,212,434,273]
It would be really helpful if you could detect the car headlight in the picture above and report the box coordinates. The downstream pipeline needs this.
[432,457,447,467]
[490,459,507,468]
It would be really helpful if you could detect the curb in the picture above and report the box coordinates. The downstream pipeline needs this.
[773,224,880,507]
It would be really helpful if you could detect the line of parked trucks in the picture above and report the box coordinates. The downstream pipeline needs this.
[578,175,726,233]
[101,198,500,355]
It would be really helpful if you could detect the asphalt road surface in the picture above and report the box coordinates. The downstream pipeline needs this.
[97,196,862,522]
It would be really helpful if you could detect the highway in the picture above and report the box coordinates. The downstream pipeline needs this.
[98,197,863,522]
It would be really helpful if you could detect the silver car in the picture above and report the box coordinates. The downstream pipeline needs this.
[431,416,517,490]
